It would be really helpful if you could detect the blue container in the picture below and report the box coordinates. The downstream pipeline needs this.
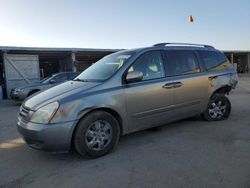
[0,85,3,100]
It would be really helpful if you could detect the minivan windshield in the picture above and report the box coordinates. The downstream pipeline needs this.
[74,51,134,82]
[41,74,55,84]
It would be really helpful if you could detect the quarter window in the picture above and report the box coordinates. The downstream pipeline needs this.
[198,51,230,71]
[166,50,200,75]
[128,51,165,81]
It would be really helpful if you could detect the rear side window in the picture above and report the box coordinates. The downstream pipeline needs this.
[166,50,200,76]
[198,51,230,71]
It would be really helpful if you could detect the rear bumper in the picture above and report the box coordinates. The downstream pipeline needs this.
[17,116,77,152]
[231,73,238,89]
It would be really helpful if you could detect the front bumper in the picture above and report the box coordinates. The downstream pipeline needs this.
[17,116,77,152]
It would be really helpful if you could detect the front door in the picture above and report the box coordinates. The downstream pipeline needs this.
[124,50,174,132]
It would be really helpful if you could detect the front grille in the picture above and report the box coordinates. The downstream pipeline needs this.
[19,105,31,121]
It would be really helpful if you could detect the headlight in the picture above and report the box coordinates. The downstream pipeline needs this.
[30,102,59,124]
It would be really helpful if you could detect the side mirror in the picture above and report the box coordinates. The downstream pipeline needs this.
[126,71,143,83]
[49,79,56,84]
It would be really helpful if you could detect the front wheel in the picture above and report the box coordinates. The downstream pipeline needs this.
[73,111,120,158]
[202,94,231,121]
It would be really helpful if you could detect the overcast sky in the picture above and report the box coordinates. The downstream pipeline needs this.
[0,0,249,50]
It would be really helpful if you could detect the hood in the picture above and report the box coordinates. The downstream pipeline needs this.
[24,81,100,110]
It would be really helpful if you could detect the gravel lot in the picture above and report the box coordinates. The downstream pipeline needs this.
[0,75,250,188]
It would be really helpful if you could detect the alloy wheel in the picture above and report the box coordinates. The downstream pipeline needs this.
[208,100,227,119]
[85,120,113,151]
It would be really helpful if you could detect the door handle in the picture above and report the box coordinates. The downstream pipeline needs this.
[163,82,183,89]
[208,75,218,80]
[173,82,183,88]
[163,83,175,89]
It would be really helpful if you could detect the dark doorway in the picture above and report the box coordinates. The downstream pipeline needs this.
[40,61,60,78]
[0,54,7,98]
[234,54,248,73]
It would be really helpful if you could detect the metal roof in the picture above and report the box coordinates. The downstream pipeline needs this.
[0,45,249,54]
[223,50,250,53]
[0,46,121,52]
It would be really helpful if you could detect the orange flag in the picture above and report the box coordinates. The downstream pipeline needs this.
[189,15,194,23]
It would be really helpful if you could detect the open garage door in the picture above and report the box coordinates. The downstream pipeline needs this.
[4,53,40,98]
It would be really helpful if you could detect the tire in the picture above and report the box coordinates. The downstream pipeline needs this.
[73,111,120,158]
[202,93,231,121]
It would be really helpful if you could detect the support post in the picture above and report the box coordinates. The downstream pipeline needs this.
[248,53,250,73]
[71,52,77,72]
[230,53,234,64]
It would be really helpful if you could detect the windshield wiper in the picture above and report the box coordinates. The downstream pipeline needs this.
[73,78,89,82]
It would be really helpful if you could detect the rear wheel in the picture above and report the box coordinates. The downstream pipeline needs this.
[73,111,120,158]
[202,94,231,121]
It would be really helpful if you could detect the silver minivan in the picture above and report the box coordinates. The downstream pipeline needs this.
[17,43,238,157]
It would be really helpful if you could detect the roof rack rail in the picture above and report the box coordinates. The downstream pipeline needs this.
[153,43,214,49]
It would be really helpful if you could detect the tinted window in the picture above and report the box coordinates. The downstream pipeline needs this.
[128,51,165,81]
[198,51,229,70]
[166,50,200,75]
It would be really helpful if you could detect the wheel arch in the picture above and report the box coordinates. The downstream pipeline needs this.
[210,85,232,98]
[28,89,40,96]
[70,107,124,149]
